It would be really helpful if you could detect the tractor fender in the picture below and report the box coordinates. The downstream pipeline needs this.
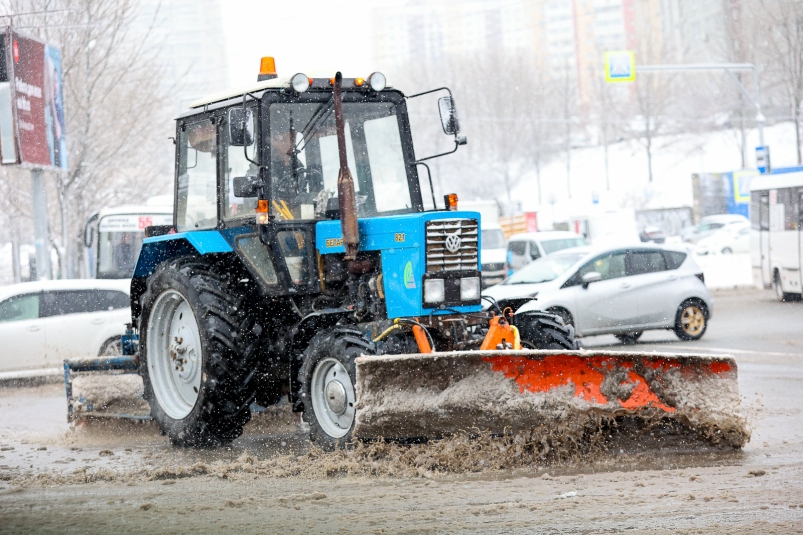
[130,231,235,323]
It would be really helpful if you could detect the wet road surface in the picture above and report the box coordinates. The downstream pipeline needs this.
[1,287,802,534]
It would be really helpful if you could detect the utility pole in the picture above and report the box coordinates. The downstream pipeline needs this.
[31,168,51,280]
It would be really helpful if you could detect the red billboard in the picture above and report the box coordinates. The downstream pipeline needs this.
[0,27,67,169]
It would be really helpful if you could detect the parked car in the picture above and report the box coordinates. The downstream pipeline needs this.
[484,244,712,343]
[695,222,750,255]
[681,214,748,244]
[480,224,507,288]
[0,279,131,373]
[639,226,666,244]
[506,231,587,273]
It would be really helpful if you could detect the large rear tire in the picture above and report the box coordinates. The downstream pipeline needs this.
[298,327,376,451]
[139,256,260,447]
[514,310,581,350]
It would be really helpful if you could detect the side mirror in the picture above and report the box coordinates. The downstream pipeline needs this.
[581,271,602,289]
[438,96,460,135]
[233,175,259,198]
[228,107,254,147]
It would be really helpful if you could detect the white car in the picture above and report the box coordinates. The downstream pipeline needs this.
[0,279,131,373]
[682,214,748,244]
[480,224,507,288]
[695,222,750,255]
[484,245,713,343]
[506,231,587,272]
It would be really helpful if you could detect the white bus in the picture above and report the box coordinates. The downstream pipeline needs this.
[83,195,173,279]
[750,171,803,300]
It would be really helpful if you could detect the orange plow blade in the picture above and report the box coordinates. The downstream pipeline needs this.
[353,350,748,447]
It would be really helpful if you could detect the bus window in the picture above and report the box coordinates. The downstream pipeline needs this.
[750,192,761,230]
[779,187,799,230]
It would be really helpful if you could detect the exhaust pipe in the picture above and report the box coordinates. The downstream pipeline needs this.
[333,72,359,260]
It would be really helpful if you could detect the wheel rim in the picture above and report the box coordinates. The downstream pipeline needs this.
[680,305,705,336]
[100,339,123,356]
[147,289,203,419]
[310,357,356,438]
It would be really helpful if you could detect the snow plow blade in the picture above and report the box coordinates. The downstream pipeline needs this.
[353,350,748,448]
[64,357,150,421]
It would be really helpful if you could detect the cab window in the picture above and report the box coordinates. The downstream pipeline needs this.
[176,120,218,231]
[0,294,39,322]
[528,242,541,260]
[223,107,258,220]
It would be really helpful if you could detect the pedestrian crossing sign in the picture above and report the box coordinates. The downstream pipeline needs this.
[604,50,636,83]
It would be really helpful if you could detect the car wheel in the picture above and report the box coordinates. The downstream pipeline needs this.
[674,300,708,341]
[721,247,733,254]
[546,307,574,328]
[614,332,643,345]
[98,336,123,356]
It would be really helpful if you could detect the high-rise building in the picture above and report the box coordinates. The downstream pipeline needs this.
[135,0,228,111]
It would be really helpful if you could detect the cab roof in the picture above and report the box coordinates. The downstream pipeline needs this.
[186,76,395,114]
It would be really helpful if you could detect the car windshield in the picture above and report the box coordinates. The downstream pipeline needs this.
[481,229,506,249]
[269,101,412,220]
[504,252,587,285]
[540,237,587,254]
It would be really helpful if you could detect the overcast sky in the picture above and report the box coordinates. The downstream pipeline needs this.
[220,0,388,86]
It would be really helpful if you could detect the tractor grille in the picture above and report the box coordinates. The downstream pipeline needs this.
[425,218,479,272]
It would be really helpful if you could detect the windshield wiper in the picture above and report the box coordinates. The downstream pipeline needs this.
[296,97,335,153]
[508,279,551,285]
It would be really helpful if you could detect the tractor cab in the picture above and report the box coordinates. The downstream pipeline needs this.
[138,58,476,322]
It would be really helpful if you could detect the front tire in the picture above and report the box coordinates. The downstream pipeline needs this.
[514,310,581,349]
[674,299,708,341]
[139,256,260,447]
[298,327,375,451]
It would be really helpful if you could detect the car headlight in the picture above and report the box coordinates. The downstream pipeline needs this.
[460,277,480,301]
[424,279,445,303]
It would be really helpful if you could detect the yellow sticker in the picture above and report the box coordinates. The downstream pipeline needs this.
[325,237,343,248]
[394,233,405,243]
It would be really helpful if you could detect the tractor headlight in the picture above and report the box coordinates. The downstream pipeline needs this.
[460,277,480,301]
[368,72,386,92]
[424,279,445,303]
[291,73,311,93]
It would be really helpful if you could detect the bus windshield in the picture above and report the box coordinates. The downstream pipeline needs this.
[96,213,172,279]
[98,231,143,279]
[268,101,413,220]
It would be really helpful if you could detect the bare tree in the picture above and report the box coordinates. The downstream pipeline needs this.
[755,0,803,164]
[1,0,172,278]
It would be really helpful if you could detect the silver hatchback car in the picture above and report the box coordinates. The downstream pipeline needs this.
[483,245,713,343]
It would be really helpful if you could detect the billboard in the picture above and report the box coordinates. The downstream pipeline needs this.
[0,27,67,169]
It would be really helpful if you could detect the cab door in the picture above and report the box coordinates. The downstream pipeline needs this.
[0,293,46,372]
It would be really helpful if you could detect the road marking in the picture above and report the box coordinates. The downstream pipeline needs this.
[672,346,803,358]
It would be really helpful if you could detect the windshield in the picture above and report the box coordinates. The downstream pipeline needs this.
[504,252,586,285]
[98,231,143,279]
[541,237,587,254]
[482,229,506,249]
[269,101,413,220]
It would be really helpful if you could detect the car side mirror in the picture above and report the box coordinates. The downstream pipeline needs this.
[581,271,602,289]
[233,176,259,197]
[438,96,460,135]
[228,107,254,147]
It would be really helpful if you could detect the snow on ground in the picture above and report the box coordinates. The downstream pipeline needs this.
[514,122,799,229]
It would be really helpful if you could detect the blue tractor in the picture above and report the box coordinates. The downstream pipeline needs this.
[125,60,579,448]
